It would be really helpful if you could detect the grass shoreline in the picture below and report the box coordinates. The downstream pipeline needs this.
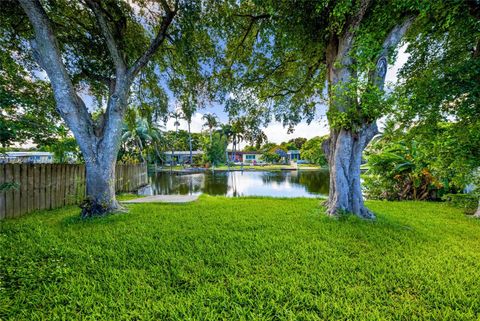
[1,196,480,320]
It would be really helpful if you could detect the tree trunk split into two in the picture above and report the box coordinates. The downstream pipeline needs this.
[324,124,377,219]
[324,18,413,219]
[19,0,175,217]
[81,158,121,218]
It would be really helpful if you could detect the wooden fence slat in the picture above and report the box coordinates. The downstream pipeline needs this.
[115,165,120,192]
[12,164,21,217]
[64,165,69,205]
[0,165,5,219]
[50,164,57,209]
[5,164,14,218]
[27,164,34,212]
[73,165,78,203]
[40,164,46,210]
[67,165,73,205]
[55,164,62,207]
[20,164,28,216]
[45,165,51,209]
[34,165,41,210]
[62,164,67,206]
[1,163,147,220]
[66,165,71,205]
[78,165,83,202]
[80,164,85,201]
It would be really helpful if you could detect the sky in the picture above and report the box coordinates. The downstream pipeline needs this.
[166,45,409,147]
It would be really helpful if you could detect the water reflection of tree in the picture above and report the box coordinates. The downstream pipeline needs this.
[298,170,329,195]
[149,170,329,197]
[260,170,329,195]
[261,171,288,184]
[150,173,203,195]
[202,172,229,195]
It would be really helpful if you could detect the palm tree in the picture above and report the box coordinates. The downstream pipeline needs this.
[202,113,219,143]
[180,97,196,166]
[170,111,182,167]
[219,123,233,166]
[230,119,245,163]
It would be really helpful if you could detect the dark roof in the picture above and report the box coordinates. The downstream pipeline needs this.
[227,151,261,154]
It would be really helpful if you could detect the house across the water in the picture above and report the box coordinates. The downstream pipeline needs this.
[227,151,262,164]
[0,152,54,164]
[287,150,301,162]
[164,150,203,164]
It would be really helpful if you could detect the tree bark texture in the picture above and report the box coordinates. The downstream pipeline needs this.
[323,18,413,219]
[474,200,480,218]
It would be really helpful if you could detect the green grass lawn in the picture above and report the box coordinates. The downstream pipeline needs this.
[1,196,480,320]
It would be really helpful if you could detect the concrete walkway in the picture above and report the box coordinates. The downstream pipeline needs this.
[121,194,200,204]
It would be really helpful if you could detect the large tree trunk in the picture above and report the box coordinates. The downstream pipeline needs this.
[82,157,119,217]
[323,18,412,219]
[474,200,480,218]
[19,0,175,217]
[324,124,377,218]
[188,122,193,165]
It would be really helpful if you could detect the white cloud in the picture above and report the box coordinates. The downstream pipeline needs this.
[262,120,330,145]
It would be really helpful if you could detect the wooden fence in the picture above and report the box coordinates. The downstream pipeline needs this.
[0,163,148,220]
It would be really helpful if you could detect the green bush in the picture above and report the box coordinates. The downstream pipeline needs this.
[442,193,478,214]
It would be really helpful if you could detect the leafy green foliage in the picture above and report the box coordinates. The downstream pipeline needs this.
[1,197,480,319]
[260,143,287,164]
[42,136,80,163]
[363,121,479,200]
[442,194,478,215]
[0,181,20,193]
[164,130,202,152]
[383,0,480,201]
[0,40,62,147]
[120,107,167,164]
[364,139,442,201]
[211,0,422,130]
[201,132,227,166]
[300,136,328,166]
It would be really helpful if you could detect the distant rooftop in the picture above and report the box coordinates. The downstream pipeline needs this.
[227,151,261,154]
[164,150,203,155]
[2,151,53,157]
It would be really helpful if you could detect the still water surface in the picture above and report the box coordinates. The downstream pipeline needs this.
[148,170,329,198]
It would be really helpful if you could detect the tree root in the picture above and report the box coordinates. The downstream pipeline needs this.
[80,197,127,218]
[323,200,376,220]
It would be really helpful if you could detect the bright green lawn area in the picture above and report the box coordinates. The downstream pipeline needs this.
[1,196,480,320]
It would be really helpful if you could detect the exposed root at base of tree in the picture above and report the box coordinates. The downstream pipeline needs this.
[322,200,376,220]
[80,198,127,219]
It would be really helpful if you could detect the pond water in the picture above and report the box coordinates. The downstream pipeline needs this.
[147,170,329,198]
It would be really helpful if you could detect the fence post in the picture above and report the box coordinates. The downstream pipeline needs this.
[0,165,5,219]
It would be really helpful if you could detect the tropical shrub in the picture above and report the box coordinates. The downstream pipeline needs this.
[442,194,478,214]
[364,139,446,200]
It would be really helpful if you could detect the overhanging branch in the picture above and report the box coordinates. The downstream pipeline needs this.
[128,2,176,79]
[85,0,127,76]
[18,0,95,148]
